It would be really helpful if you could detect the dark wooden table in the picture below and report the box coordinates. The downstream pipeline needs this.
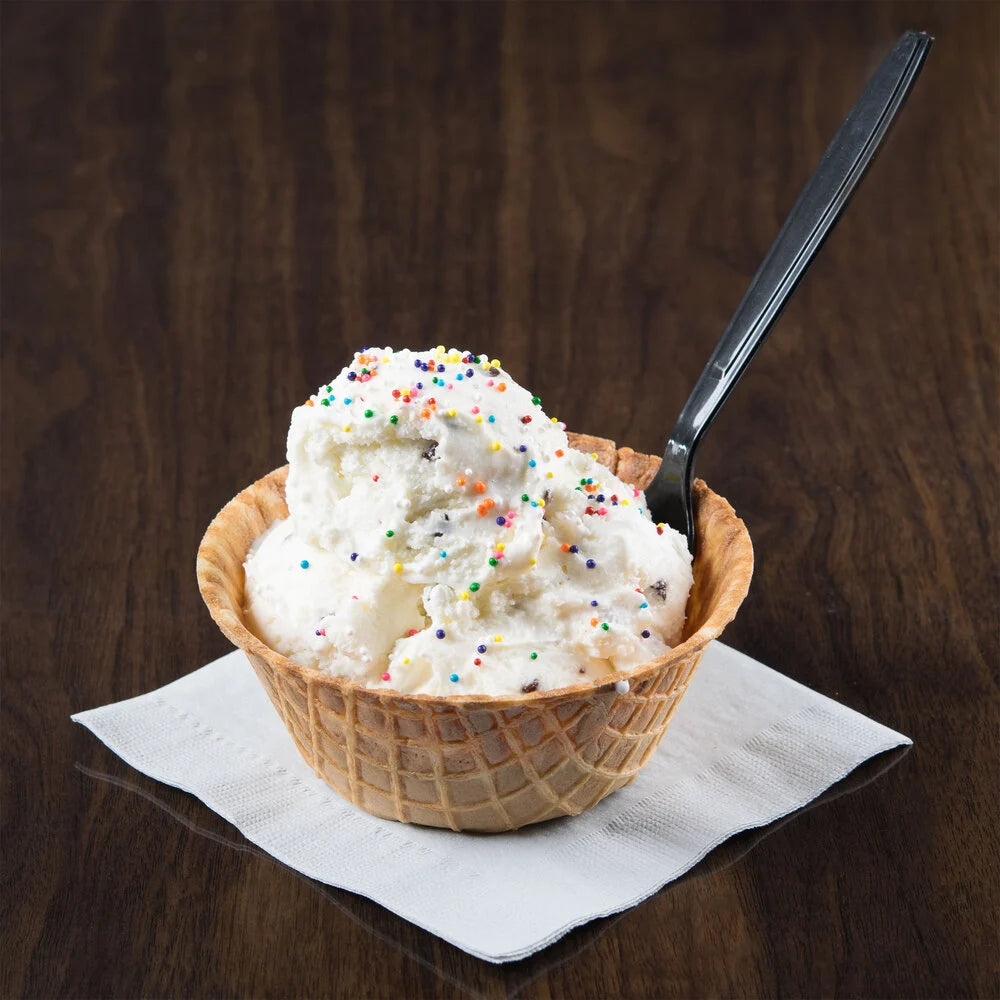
[3,2,997,997]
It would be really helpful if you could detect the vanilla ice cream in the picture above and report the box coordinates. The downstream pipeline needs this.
[244,347,693,697]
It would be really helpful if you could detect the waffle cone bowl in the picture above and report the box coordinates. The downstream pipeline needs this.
[197,433,753,833]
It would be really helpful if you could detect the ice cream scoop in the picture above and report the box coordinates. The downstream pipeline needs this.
[244,348,693,697]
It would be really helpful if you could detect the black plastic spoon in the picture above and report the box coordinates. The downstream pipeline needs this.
[645,31,933,551]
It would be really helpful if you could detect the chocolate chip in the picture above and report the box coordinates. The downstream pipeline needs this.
[488,366,501,376]
[421,441,439,461]
[651,579,668,601]
[521,679,540,693]
[543,489,552,503]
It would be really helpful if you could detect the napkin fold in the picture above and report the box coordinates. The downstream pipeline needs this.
[72,642,909,963]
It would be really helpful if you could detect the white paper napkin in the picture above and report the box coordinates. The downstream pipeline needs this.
[72,642,909,963]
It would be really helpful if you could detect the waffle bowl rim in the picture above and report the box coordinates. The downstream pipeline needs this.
[196,434,753,712]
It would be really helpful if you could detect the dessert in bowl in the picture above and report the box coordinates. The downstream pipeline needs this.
[198,348,752,831]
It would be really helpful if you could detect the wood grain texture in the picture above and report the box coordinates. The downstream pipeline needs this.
[2,2,997,996]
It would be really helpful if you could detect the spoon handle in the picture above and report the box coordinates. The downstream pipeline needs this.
[645,30,933,549]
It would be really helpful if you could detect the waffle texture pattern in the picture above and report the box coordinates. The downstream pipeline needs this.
[197,434,753,831]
